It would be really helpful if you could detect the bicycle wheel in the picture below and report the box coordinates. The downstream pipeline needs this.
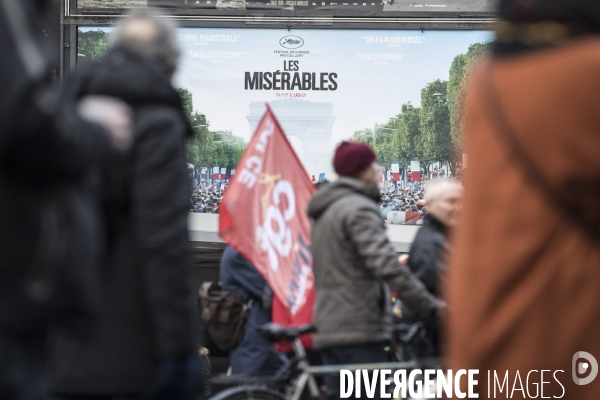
[210,385,286,400]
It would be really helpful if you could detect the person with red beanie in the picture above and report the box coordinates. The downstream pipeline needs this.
[307,141,444,400]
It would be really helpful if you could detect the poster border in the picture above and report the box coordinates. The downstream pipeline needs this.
[62,0,496,90]
[66,0,498,19]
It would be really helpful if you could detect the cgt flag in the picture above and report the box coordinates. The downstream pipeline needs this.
[219,105,316,333]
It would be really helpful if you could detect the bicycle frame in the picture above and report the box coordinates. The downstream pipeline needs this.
[288,338,419,400]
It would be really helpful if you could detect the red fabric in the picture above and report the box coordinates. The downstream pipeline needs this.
[333,141,376,177]
[219,106,316,344]
[273,286,315,351]
[392,172,400,182]
[410,171,421,182]
[405,212,421,224]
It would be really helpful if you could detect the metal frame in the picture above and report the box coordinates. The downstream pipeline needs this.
[61,14,495,78]
[63,2,497,29]
[63,0,497,31]
[60,0,496,92]
[66,0,498,19]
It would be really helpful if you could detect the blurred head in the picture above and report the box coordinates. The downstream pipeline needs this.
[109,10,180,75]
[333,141,379,184]
[495,0,600,54]
[424,179,463,228]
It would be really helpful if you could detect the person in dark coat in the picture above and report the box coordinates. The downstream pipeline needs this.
[50,12,200,400]
[0,1,132,399]
[220,246,287,376]
[402,178,462,357]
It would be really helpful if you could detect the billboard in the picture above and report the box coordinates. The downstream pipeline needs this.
[77,27,493,223]
[172,28,490,173]
[75,0,498,13]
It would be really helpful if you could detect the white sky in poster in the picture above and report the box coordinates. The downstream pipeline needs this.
[172,28,492,143]
[79,27,492,174]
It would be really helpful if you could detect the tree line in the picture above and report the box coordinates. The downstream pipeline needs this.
[77,29,247,176]
[78,29,490,177]
[176,88,246,175]
[350,42,492,177]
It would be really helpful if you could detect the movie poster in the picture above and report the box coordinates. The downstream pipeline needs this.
[77,27,493,223]
[171,28,492,176]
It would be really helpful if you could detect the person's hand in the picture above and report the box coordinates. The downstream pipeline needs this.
[146,354,200,400]
[77,95,133,151]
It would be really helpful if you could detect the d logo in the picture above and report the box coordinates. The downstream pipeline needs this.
[572,351,598,385]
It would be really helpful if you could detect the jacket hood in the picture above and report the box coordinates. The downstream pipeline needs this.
[78,47,182,110]
[307,177,380,220]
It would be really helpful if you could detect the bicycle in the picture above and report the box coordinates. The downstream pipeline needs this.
[210,322,439,400]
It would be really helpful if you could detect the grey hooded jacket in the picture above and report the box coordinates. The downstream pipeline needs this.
[308,178,442,349]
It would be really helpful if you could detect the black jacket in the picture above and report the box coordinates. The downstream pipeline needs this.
[0,1,109,332]
[407,214,447,297]
[50,48,198,394]
[402,213,448,354]
[220,246,286,376]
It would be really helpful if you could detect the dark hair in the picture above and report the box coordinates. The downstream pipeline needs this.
[495,0,600,55]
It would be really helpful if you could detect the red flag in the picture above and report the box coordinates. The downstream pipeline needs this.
[273,286,315,351]
[410,171,421,182]
[219,106,316,344]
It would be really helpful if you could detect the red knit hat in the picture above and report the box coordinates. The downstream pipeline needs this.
[333,141,377,177]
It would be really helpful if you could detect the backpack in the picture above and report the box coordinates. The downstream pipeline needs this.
[199,281,252,351]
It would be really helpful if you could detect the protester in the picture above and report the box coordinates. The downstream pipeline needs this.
[0,1,132,399]
[220,246,287,375]
[402,179,462,357]
[308,141,445,399]
[447,0,600,397]
[50,11,200,400]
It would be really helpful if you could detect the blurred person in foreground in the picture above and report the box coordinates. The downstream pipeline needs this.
[308,142,445,399]
[220,246,286,376]
[50,11,200,400]
[447,0,600,397]
[402,179,462,358]
[0,1,131,399]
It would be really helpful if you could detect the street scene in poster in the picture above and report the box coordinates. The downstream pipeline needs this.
[77,0,498,12]
[78,27,492,224]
